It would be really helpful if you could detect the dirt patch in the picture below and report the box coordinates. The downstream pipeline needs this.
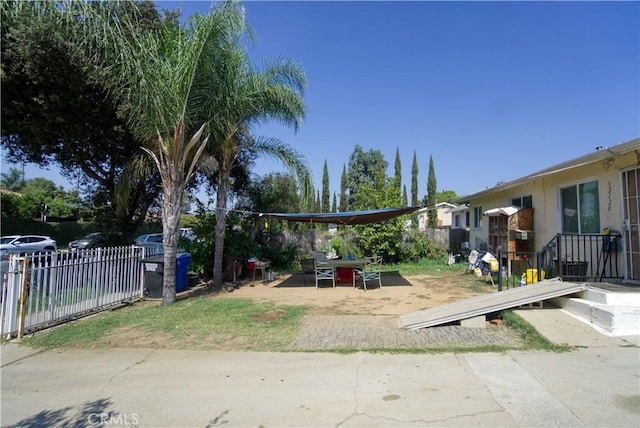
[214,270,495,316]
[252,309,286,322]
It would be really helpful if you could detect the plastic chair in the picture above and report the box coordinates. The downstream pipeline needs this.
[354,255,383,291]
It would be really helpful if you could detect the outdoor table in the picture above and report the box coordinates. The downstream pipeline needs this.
[327,258,370,285]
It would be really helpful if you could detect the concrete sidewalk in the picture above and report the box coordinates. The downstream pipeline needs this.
[1,308,639,427]
[2,344,639,427]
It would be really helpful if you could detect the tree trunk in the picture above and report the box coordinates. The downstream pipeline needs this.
[213,174,228,287]
[161,174,184,305]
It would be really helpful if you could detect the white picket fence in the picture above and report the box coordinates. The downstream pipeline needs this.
[1,246,152,339]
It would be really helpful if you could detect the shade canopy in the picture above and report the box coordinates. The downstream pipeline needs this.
[263,206,421,225]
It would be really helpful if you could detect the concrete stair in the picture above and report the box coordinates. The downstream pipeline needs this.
[548,285,640,337]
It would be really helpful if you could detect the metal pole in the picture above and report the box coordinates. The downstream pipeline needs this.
[17,257,29,340]
[497,247,503,292]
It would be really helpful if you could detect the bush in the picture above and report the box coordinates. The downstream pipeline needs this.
[401,232,445,262]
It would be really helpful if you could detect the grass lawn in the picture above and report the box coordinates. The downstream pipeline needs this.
[21,260,569,353]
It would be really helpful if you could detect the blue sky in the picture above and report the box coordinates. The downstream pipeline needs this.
[3,0,639,203]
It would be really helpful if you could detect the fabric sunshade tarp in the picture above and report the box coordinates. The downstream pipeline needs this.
[263,206,422,225]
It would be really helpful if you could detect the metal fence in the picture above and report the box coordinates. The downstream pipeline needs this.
[492,232,624,291]
[1,246,147,339]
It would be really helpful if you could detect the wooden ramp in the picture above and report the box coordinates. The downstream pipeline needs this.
[399,279,589,330]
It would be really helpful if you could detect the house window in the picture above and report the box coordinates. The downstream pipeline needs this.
[560,180,600,233]
[510,195,532,208]
[454,214,461,228]
[473,206,483,228]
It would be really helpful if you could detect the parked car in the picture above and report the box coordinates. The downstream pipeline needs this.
[135,233,163,245]
[0,235,58,261]
[68,232,108,250]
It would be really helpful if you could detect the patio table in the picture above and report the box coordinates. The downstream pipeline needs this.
[327,258,370,285]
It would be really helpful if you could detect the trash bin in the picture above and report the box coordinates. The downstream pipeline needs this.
[142,253,191,297]
[176,252,191,292]
[142,256,164,298]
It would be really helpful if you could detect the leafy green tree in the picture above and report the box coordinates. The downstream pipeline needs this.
[411,150,419,206]
[346,145,387,209]
[321,160,330,213]
[1,1,164,236]
[436,190,458,204]
[426,154,437,228]
[0,175,77,220]
[348,178,406,261]
[339,164,347,212]
[241,172,301,220]
[0,167,24,192]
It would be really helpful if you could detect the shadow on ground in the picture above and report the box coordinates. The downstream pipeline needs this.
[275,271,413,288]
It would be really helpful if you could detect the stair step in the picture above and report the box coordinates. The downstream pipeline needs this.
[549,295,640,336]
[581,288,640,305]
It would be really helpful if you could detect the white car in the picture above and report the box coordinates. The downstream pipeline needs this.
[0,235,58,261]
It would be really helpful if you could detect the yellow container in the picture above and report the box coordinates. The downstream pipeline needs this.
[524,268,545,284]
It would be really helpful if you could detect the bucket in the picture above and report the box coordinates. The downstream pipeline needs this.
[247,258,256,275]
[474,267,483,278]
[523,268,545,285]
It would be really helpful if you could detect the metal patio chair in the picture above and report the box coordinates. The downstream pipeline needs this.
[354,255,383,291]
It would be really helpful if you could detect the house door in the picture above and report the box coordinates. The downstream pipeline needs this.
[622,167,640,282]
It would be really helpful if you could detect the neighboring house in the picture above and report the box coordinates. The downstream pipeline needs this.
[450,204,470,230]
[417,202,457,230]
[459,137,640,283]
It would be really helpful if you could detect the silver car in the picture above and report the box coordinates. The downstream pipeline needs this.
[135,233,163,245]
[0,235,58,260]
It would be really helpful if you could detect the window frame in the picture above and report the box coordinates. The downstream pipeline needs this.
[510,195,532,208]
[473,206,483,229]
[559,179,600,234]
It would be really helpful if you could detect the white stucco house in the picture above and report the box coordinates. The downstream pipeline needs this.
[458,137,640,283]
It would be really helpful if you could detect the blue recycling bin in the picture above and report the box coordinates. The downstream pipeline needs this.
[175,252,192,292]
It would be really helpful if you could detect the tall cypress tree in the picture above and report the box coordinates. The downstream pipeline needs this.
[321,160,330,213]
[339,163,348,212]
[394,147,402,194]
[402,184,408,206]
[411,150,419,206]
[332,192,337,212]
[427,155,437,228]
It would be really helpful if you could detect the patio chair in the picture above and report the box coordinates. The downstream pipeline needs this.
[354,255,383,291]
[314,257,335,289]
[300,258,315,284]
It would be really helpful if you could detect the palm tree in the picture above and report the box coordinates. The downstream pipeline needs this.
[198,46,311,286]
[26,0,249,304]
